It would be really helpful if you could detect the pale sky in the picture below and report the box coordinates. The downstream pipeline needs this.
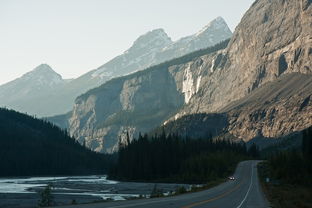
[0,0,255,85]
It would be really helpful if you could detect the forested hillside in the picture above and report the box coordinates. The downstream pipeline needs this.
[0,108,114,176]
[258,126,312,208]
[109,132,257,184]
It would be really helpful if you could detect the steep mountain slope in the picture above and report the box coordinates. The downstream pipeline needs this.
[55,0,312,153]
[160,73,312,143]
[0,108,112,176]
[53,41,230,153]
[0,18,232,117]
[224,73,312,141]
[177,0,312,115]
[165,0,312,142]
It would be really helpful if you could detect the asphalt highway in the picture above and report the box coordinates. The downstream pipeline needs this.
[54,160,269,208]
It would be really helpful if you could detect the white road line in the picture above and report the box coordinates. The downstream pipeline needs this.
[108,198,179,208]
[236,162,254,208]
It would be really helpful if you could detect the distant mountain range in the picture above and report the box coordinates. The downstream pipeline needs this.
[0,17,232,117]
[50,0,312,153]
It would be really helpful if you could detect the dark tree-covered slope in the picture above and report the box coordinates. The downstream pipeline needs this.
[0,108,114,177]
[109,133,255,184]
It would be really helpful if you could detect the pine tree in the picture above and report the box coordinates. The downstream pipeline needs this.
[38,184,54,207]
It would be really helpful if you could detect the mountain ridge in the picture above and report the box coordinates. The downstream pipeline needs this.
[53,40,230,153]
[0,17,232,117]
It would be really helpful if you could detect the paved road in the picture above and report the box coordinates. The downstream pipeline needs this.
[54,161,269,208]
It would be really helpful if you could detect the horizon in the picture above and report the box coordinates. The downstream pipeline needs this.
[0,0,254,85]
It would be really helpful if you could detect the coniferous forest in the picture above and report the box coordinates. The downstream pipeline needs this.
[109,132,256,184]
[0,108,115,177]
[257,127,312,208]
[265,126,312,185]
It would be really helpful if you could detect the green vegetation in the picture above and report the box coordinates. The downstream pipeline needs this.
[174,186,187,195]
[109,132,255,184]
[0,108,115,176]
[38,184,54,207]
[258,126,312,208]
[150,184,164,198]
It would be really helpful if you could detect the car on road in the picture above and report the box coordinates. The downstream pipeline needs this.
[228,176,235,180]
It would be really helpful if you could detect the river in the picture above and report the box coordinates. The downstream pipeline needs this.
[0,175,188,208]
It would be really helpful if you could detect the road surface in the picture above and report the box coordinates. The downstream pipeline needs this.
[54,160,269,208]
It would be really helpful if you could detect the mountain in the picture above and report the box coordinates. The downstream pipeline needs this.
[170,0,312,141]
[0,108,113,176]
[0,64,64,95]
[0,18,232,117]
[0,64,68,116]
[52,0,312,153]
[52,41,230,153]
[157,16,232,60]
[159,73,312,143]
[73,17,231,90]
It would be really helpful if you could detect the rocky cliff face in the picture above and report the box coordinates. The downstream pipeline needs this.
[169,0,312,142]
[224,73,312,141]
[177,0,312,116]
[66,42,228,153]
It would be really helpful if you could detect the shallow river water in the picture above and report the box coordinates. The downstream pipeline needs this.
[0,175,188,208]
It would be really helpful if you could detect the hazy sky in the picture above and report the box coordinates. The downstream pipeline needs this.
[0,0,254,85]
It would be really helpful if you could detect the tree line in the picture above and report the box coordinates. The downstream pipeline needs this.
[109,132,257,184]
[266,126,312,185]
[0,108,116,176]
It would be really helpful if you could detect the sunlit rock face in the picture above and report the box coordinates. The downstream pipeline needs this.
[169,0,312,141]
[178,0,311,115]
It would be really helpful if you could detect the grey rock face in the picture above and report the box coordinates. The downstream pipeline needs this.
[0,18,232,117]
[170,0,312,141]
[67,54,218,153]
[179,0,312,116]
[223,73,312,141]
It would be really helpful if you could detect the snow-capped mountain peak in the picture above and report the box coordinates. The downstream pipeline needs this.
[195,16,230,37]
[160,16,232,59]
[22,64,63,86]
[125,28,172,54]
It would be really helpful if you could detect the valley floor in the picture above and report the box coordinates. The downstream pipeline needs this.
[0,176,188,208]
[53,160,269,208]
